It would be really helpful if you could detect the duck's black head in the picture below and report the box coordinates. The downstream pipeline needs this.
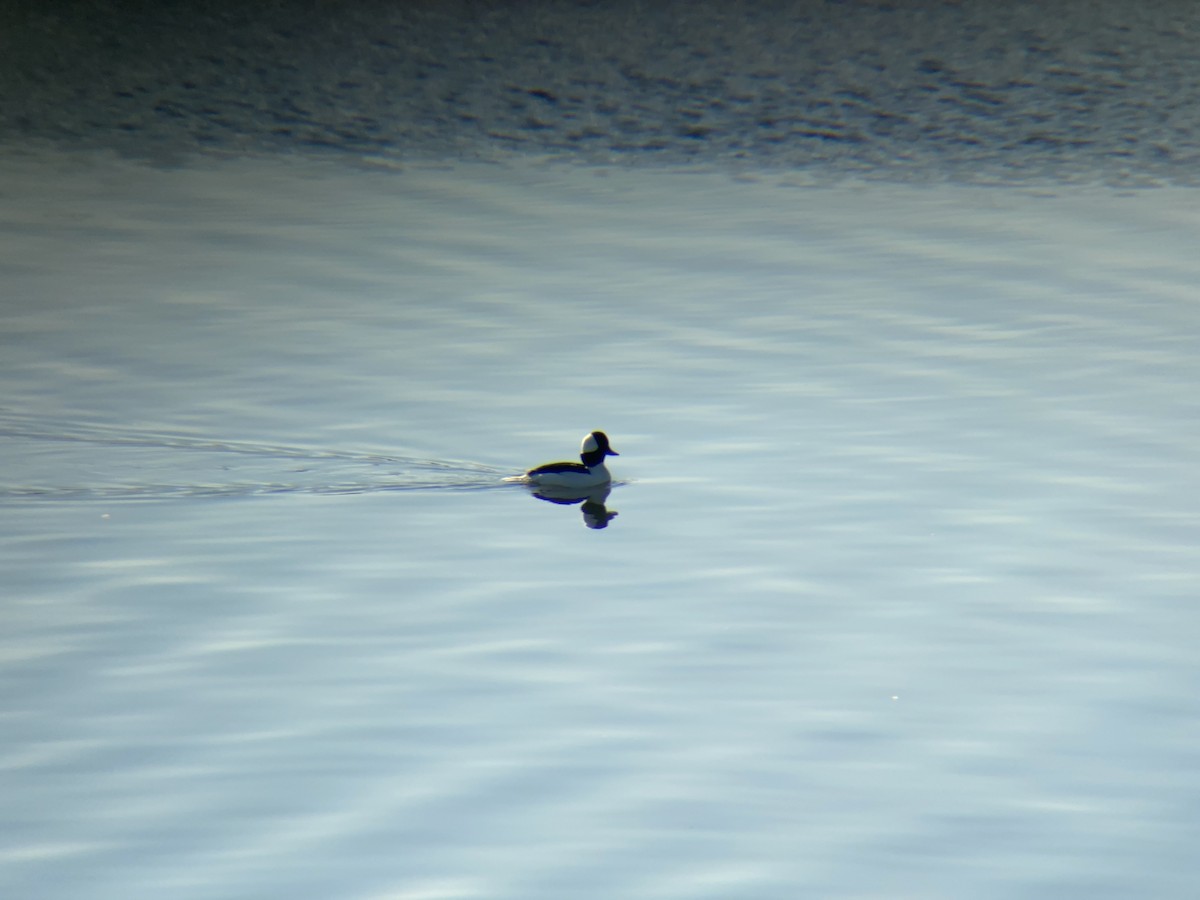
[580,430,618,466]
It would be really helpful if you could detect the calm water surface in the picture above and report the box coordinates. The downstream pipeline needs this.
[2,153,1199,898]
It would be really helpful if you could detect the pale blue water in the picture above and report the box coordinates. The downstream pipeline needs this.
[2,152,1198,898]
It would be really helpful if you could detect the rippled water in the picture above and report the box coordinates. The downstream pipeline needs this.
[2,150,1199,898]
[6,0,1200,185]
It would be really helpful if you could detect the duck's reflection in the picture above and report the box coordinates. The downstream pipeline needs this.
[528,484,619,529]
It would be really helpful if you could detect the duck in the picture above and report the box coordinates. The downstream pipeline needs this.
[517,431,619,488]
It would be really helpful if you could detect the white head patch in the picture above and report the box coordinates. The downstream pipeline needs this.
[581,433,600,454]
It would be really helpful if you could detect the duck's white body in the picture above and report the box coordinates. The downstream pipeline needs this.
[519,431,619,489]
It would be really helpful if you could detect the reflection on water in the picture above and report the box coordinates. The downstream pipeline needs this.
[527,483,620,530]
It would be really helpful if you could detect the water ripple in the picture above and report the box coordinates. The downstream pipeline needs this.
[0,410,512,502]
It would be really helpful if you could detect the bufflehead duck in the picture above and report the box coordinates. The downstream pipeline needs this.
[520,431,619,488]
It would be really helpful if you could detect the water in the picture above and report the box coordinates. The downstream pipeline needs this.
[2,152,1197,899]
[6,0,1200,185]
[4,1,1200,894]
